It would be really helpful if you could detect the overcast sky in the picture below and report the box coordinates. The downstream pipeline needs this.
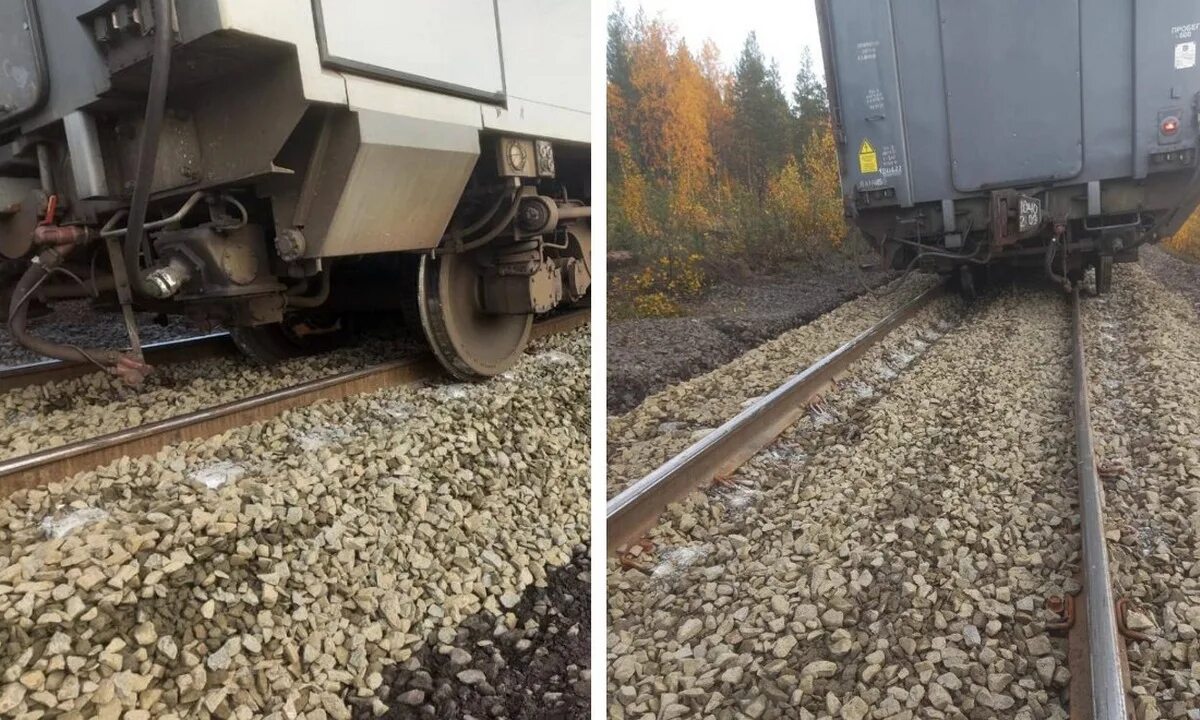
[618,0,825,89]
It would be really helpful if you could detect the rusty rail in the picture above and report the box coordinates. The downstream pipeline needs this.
[0,309,587,496]
[0,333,236,392]
[1069,287,1130,719]
[606,284,943,552]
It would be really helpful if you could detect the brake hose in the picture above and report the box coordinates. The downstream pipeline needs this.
[5,0,175,383]
[123,0,175,297]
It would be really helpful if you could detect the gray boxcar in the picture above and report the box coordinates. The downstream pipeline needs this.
[817,0,1200,294]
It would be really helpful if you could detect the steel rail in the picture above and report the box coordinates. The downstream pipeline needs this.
[606,284,943,552]
[1070,288,1128,719]
[0,333,236,392]
[0,309,587,497]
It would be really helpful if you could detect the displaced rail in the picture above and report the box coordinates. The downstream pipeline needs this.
[0,333,236,391]
[0,309,587,496]
[606,284,943,551]
[1065,288,1130,719]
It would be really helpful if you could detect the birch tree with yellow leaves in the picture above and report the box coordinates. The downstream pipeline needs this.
[608,4,847,315]
[1165,209,1200,261]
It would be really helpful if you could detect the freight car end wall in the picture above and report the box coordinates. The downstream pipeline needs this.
[818,0,1200,267]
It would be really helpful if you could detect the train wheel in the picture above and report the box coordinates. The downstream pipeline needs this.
[957,265,977,301]
[418,251,532,381]
[397,256,423,331]
[1095,256,1113,295]
[230,315,346,363]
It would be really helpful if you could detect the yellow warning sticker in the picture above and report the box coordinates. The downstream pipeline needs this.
[858,139,878,174]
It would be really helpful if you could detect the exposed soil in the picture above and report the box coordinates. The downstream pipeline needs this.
[1139,243,1200,314]
[361,549,590,720]
[607,248,895,415]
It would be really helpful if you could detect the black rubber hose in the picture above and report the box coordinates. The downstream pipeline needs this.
[123,0,174,297]
[452,188,527,253]
[440,188,511,243]
[1045,235,1067,287]
[8,247,124,366]
[4,1,170,377]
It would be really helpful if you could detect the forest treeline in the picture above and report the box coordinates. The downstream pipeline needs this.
[607,5,1200,313]
[607,6,846,316]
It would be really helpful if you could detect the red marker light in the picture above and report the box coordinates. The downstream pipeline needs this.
[1162,116,1180,136]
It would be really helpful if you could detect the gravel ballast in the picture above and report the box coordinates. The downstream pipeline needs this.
[607,274,943,500]
[608,286,1079,719]
[0,329,589,719]
[1081,265,1200,718]
[1140,244,1200,318]
[0,333,423,461]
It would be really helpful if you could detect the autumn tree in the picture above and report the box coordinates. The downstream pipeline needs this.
[698,39,735,187]
[606,10,848,313]
[625,15,675,176]
[1166,207,1200,260]
[661,42,715,226]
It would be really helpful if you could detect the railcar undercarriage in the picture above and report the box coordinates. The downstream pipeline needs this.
[0,0,591,384]
[858,167,1200,299]
[0,153,592,383]
[818,0,1200,302]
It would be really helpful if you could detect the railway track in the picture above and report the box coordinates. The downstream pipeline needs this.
[0,309,587,497]
[608,286,1139,718]
[0,310,591,720]
[1064,288,1129,719]
[607,284,944,550]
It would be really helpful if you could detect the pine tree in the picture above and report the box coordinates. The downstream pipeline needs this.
[729,32,793,196]
[607,5,635,176]
[792,47,829,157]
[607,4,633,95]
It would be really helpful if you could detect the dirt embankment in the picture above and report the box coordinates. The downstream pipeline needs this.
[607,250,894,415]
